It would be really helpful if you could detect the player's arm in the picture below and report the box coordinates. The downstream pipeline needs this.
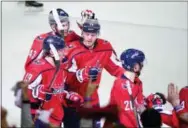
[104,50,125,77]
[160,110,179,128]
[167,83,188,123]
[24,36,44,69]
[135,83,146,114]
[23,69,51,102]
[178,87,188,123]
[77,81,119,122]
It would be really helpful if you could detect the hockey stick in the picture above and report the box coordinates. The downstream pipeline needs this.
[126,81,141,128]
[84,61,101,107]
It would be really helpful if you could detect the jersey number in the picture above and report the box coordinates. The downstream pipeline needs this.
[29,50,37,59]
[24,73,33,82]
[124,100,133,111]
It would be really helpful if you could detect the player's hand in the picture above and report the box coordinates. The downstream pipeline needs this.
[167,83,180,107]
[76,66,101,83]
[145,92,166,111]
[65,91,84,106]
[32,85,52,101]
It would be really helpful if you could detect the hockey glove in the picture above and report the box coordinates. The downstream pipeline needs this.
[32,85,53,101]
[64,91,84,107]
[76,67,100,83]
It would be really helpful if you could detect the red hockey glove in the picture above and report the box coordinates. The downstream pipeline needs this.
[64,91,84,107]
[32,85,52,101]
[76,67,101,83]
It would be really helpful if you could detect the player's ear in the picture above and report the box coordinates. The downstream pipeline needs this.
[133,63,139,72]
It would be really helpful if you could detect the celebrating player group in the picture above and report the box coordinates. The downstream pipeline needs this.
[13,8,188,128]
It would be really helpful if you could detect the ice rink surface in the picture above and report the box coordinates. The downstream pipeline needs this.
[2,2,188,127]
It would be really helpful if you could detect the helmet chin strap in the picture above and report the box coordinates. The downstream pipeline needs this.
[127,63,141,77]
[133,62,143,77]
[135,71,141,77]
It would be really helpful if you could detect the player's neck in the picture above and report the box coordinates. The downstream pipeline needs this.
[45,56,56,67]
[124,71,136,82]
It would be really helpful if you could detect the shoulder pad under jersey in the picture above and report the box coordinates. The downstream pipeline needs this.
[28,59,51,72]
[35,32,52,41]
[96,38,113,49]
[68,40,80,48]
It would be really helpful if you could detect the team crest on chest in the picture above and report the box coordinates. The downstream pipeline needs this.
[122,83,128,90]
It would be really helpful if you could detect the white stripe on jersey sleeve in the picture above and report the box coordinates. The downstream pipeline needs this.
[28,74,42,89]
[110,52,122,67]
[68,58,78,73]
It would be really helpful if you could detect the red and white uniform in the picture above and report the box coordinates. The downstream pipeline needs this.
[177,86,188,128]
[108,75,144,127]
[155,86,188,128]
[24,31,80,70]
[66,39,125,106]
[159,110,179,128]
[23,58,67,126]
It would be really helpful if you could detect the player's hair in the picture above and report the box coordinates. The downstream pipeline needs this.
[140,108,162,128]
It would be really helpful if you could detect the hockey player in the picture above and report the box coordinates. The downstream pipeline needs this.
[145,92,179,127]
[167,83,188,128]
[24,8,76,70]
[24,8,95,70]
[64,18,125,128]
[75,49,145,127]
[102,48,146,127]
[22,35,83,127]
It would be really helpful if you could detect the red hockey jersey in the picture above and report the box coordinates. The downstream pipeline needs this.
[160,110,179,128]
[179,86,188,128]
[160,86,188,128]
[24,30,80,70]
[109,75,144,127]
[66,38,125,105]
[23,58,67,122]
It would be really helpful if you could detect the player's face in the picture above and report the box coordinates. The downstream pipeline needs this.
[134,62,143,76]
[50,21,70,37]
[82,32,97,48]
[61,21,70,36]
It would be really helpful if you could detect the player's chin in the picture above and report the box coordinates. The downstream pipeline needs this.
[85,42,94,48]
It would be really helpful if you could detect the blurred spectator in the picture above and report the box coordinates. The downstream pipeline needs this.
[25,1,43,7]
[1,106,16,128]
[140,108,162,128]
[1,106,9,128]
[18,81,34,127]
